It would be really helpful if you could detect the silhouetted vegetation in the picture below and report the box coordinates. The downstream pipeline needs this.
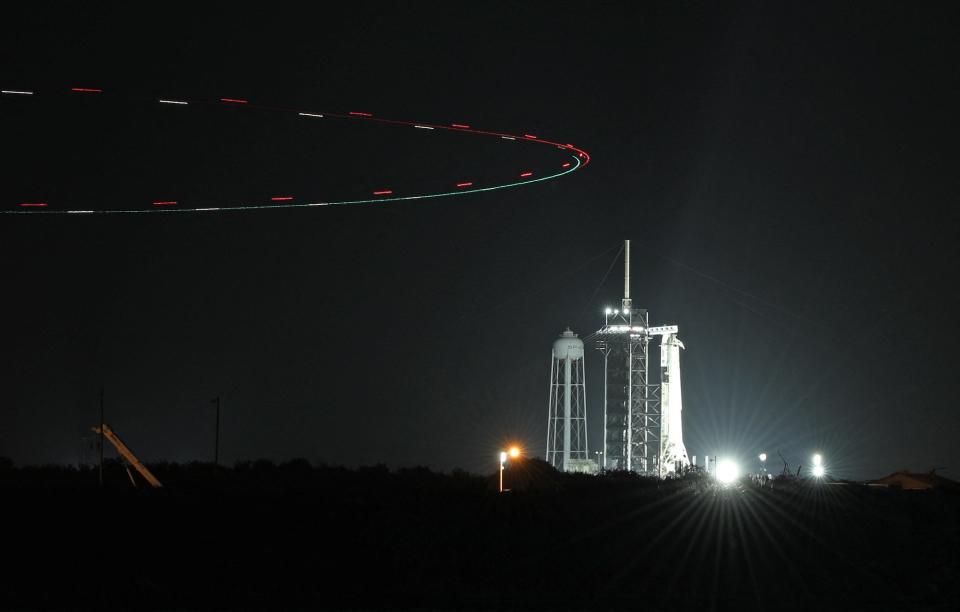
[2,456,958,610]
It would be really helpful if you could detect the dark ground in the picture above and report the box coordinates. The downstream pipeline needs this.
[2,458,958,611]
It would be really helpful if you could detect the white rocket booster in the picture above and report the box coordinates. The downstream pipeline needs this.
[659,332,689,476]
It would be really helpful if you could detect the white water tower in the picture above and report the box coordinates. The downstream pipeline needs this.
[546,328,589,472]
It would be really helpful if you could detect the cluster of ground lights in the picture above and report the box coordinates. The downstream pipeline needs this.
[1,87,590,214]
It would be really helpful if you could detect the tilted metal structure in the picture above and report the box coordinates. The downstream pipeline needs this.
[546,328,589,472]
[595,240,689,477]
[91,423,163,488]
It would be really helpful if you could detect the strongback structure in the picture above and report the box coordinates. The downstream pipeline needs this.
[546,328,589,472]
[595,240,689,477]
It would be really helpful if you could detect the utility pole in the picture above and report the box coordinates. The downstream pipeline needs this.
[212,397,220,468]
[98,388,104,486]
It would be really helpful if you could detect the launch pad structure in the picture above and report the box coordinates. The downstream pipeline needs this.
[545,239,689,478]
[595,240,688,477]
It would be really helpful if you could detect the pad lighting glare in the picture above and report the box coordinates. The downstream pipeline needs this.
[3,85,590,214]
[715,460,740,485]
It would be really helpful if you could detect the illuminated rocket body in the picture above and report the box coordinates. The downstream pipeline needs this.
[658,332,688,475]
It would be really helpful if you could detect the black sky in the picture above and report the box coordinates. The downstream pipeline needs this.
[2,2,958,478]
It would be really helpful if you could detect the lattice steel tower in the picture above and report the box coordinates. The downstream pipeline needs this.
[546,328,589,472]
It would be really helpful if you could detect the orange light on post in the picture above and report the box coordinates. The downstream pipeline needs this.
[509,447,521,459]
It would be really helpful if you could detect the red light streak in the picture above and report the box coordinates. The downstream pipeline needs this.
[350,111,373,117]
[562,163,571,168]
[270,196,294,201]
[520,172,533,178]
[373,190,393,196]
[456,182,473,188]
[451,124,471,129]
[524,134,537,139]
[71,87,102,93]
[220,98,248,104]
[19,202,48,207]
[152,201,177,206]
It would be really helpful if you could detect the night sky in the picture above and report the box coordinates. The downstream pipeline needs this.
[2,2,958,479]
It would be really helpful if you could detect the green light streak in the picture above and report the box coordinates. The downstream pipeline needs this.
[3,156,582,215]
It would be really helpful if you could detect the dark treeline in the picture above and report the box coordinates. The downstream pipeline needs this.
[2,457,958,610]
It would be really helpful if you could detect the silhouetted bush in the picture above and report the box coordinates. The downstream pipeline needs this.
[1,461,958,610]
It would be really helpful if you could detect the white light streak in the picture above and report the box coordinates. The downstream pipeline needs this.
[298,112,324,118]
[501,136,515,140]
[67,210,94,214]
[414,125,434,130]
[2,90,34,95]
[158,99,188,105]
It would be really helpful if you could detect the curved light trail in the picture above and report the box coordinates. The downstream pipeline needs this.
[1,87,590,214]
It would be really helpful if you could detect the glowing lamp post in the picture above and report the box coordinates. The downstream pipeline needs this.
[499,446,522,492]
[499,451,508,493]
